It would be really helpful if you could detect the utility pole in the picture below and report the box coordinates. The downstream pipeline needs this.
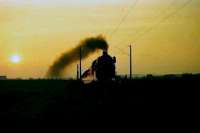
[77,64,79,80]
[79,47,82,80]
[129,45,132,80]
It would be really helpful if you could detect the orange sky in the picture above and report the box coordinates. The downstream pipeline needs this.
[0,0,200,78]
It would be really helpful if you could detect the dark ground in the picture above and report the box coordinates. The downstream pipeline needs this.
[0,74,199,128]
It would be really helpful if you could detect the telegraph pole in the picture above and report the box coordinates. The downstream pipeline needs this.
[79,47,82,80]
[129,45,132,79]
[77,64,79,80]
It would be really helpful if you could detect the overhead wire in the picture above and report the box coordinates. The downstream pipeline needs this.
[133,0,193,42]
[116,0,177,46]
[108,0,139,39]
[108,0,140,56]
[116,0,193,53]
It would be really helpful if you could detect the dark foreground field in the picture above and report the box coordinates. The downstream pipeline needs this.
[0,75,199,128]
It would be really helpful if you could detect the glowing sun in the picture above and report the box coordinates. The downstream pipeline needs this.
[10,55,21,64]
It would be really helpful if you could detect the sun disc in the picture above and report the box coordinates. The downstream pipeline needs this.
[10,55,21,64]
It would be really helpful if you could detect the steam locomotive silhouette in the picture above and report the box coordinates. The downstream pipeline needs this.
[82,51,116,81]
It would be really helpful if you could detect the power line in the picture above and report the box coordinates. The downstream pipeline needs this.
[133,0,193,42]
[115,0,177,45]
[105,0,139,56]
[109,0,139,39]
[110,0,193,76]
[116,0,193,50]
[133,0,177,39]
[110,0,177,56]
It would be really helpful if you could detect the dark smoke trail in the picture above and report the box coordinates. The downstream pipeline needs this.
[47,35,109,78]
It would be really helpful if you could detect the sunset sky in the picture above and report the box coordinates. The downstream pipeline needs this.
[0,0,200,78]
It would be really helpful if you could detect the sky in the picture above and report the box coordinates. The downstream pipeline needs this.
[0,0,200,78]
[0,0,124,6]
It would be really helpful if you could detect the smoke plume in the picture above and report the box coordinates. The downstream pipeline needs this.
[47,35,109,78]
